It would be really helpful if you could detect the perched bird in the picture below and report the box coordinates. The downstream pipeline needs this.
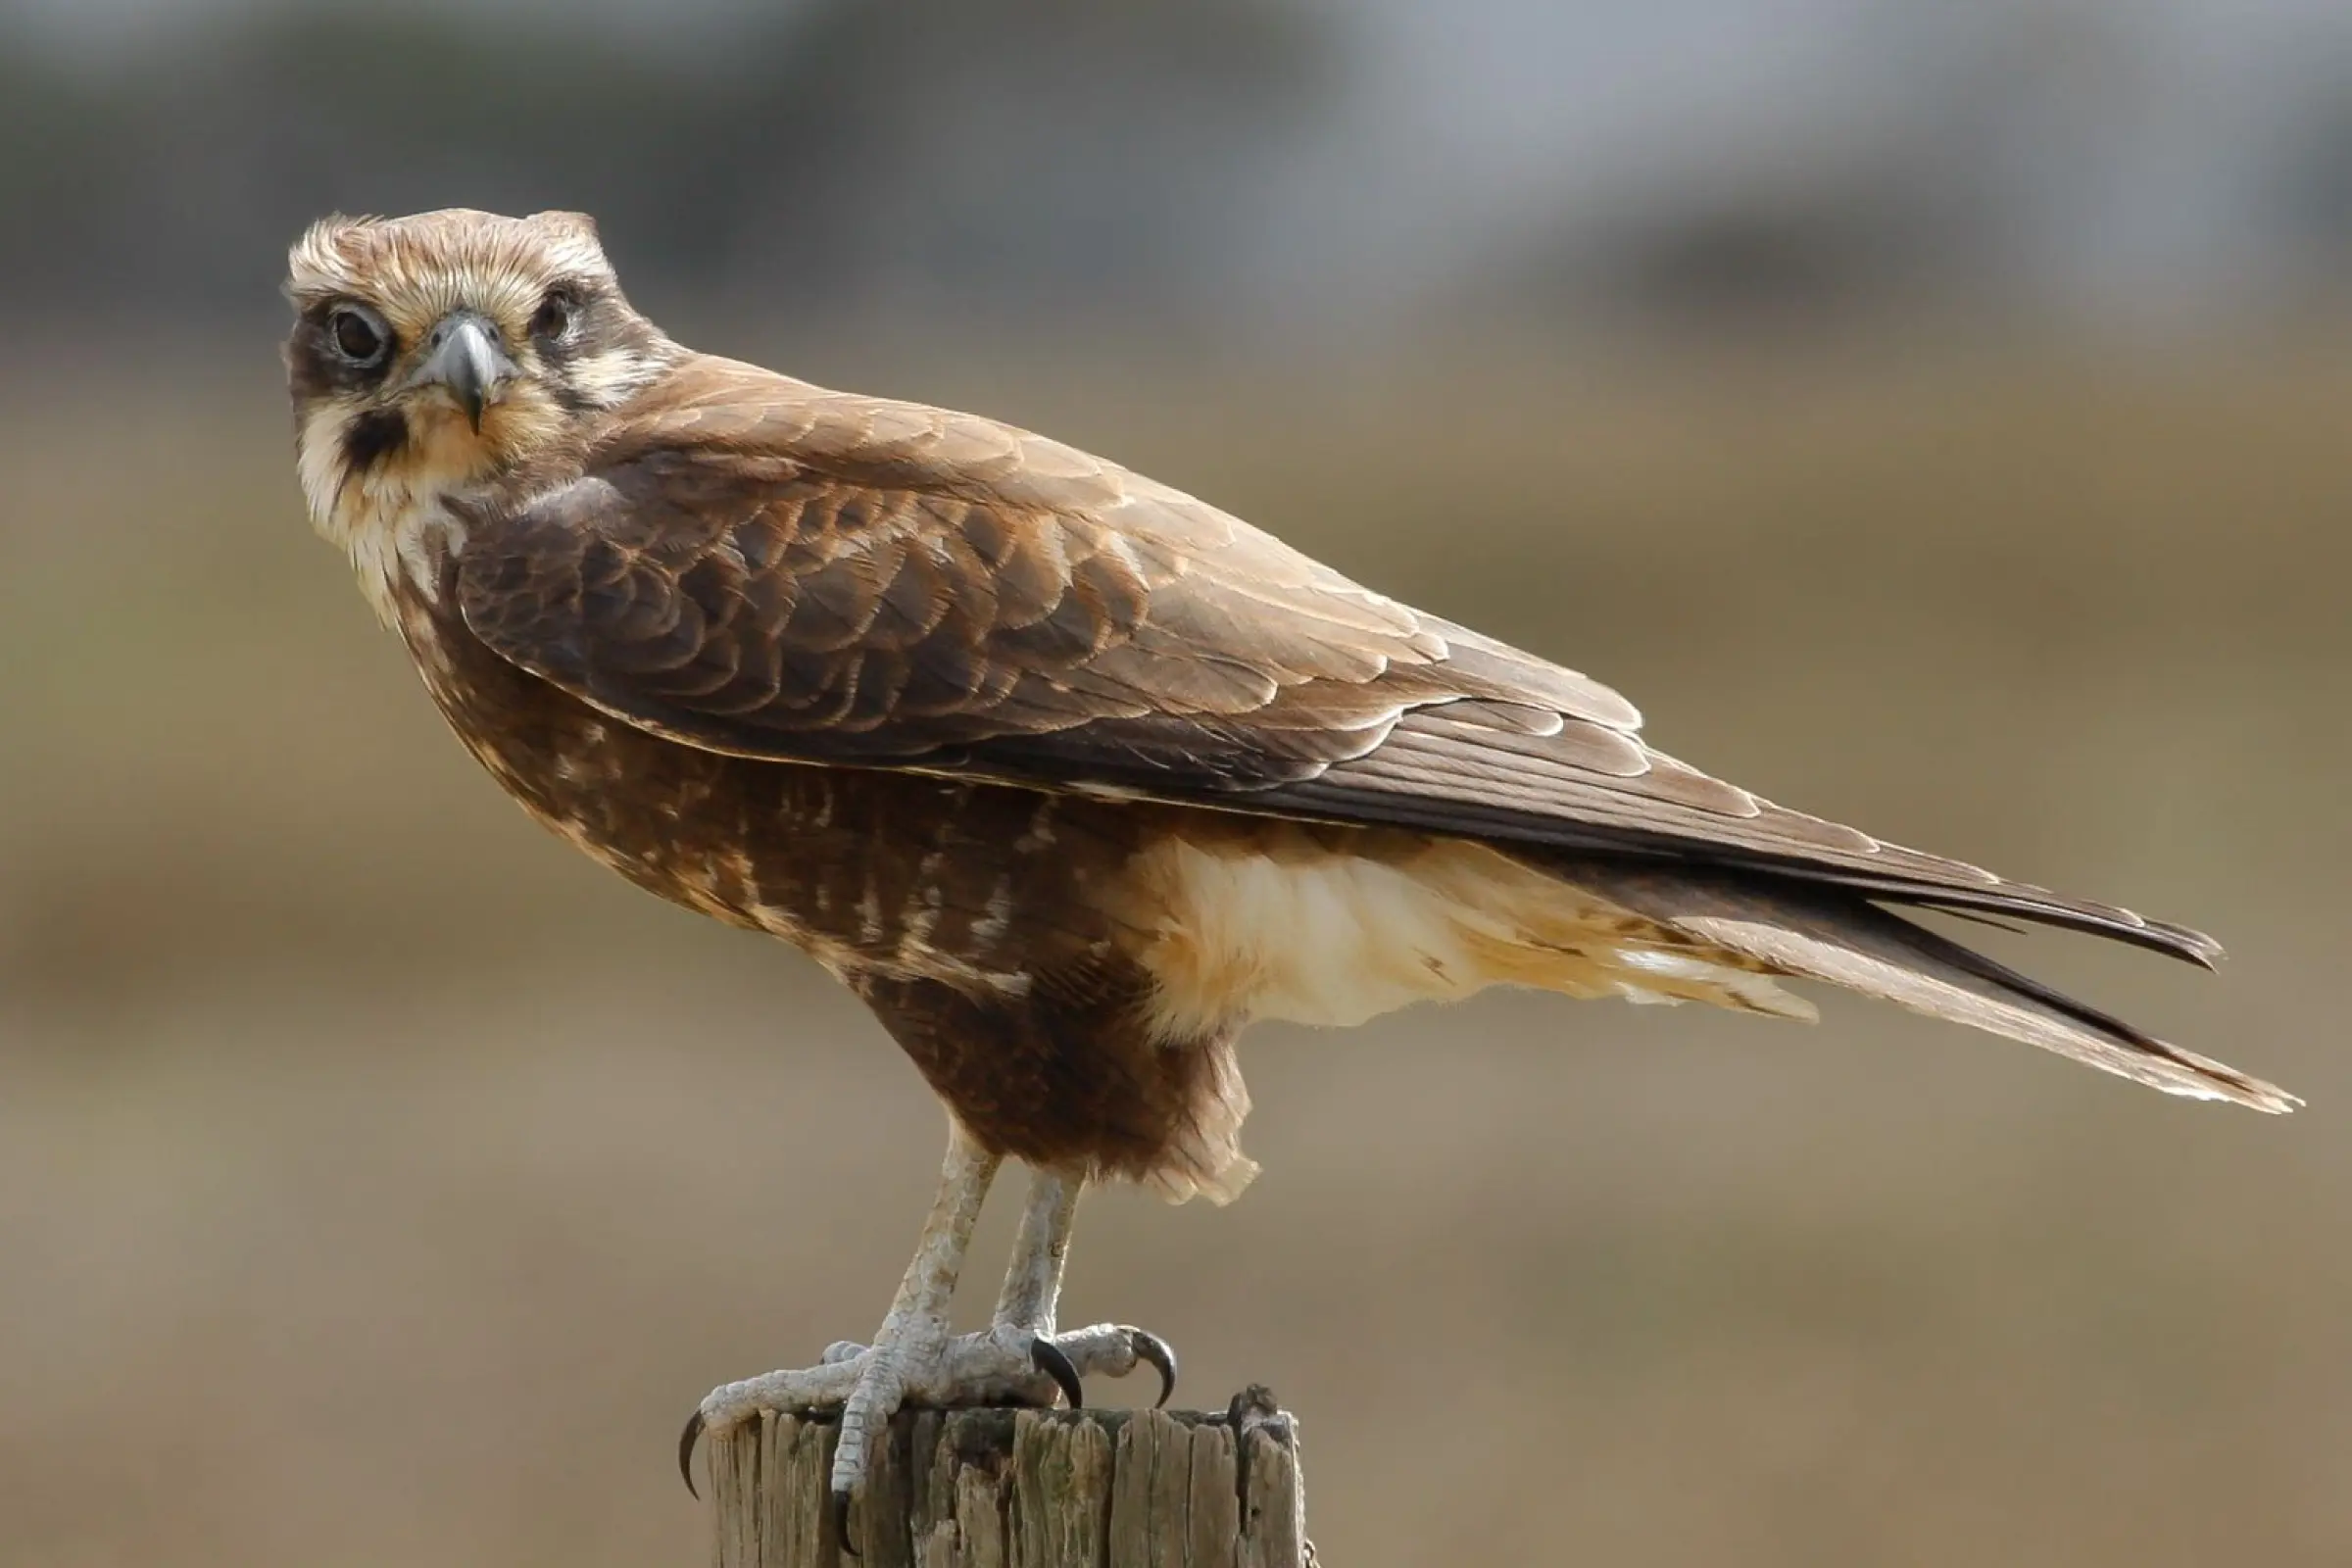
[285,209,2292,1531]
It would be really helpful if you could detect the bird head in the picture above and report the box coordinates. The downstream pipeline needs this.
[283,208,676,612]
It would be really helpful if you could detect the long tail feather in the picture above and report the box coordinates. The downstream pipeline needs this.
[1571,864,2296,1113]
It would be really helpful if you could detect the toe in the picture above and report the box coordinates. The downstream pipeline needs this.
[1008,1322,1182,1410]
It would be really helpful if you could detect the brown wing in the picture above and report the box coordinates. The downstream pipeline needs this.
[454,356,2218,964]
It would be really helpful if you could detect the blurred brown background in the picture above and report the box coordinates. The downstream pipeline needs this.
[3,3,2350,1565]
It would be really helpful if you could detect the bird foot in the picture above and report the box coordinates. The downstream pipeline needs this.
[679,1322,1177,1504]
[1015,1321,1177,1413]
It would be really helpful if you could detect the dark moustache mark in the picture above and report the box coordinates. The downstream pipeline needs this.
[341,408,409,475]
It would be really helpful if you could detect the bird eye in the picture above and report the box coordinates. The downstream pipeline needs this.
[327,305,388,367]
[530,286,578,342]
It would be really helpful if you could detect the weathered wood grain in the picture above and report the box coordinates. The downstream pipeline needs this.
[707,1397,1306,1568]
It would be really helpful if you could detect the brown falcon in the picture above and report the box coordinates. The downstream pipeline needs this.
[284,209,2292,1526]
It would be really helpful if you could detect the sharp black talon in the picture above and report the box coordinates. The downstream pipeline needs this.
[832,1486,858,1558]
[677,1407,706,1498]
[1030,1335,1086,1409]
[1128,1329,1178,1408]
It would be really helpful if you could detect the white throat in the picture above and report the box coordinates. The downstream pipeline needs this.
[298,404,479,627]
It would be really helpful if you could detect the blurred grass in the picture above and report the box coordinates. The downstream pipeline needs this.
[2,335,2349,1566]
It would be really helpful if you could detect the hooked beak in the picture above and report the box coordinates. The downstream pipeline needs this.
[407,310,517,432]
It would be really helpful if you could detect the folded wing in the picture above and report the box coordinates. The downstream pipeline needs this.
[454,360,2216,964]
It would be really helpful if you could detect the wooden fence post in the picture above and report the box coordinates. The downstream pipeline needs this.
[706,1389,1308,1568]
